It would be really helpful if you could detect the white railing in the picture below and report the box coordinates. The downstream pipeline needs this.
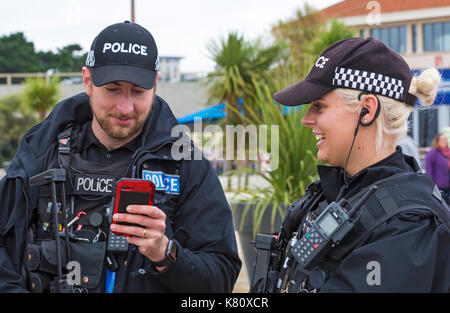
[0,72,81,85]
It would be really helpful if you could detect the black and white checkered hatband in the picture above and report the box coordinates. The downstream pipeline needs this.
[332,67,405,101]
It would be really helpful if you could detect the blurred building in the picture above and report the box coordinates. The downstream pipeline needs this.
[322,0,450,147]
[159,56,183,83]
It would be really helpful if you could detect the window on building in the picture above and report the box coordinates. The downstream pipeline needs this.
[417,107,439,147]
[371,26,406,53]
[412,25,417,53]
[446,22,450,50]
[423,22,450,52]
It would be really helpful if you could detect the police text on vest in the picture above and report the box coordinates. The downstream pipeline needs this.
[76,176,113,193]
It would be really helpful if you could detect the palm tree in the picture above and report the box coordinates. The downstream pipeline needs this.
[207,32,284,120]
[22,76,60,121]
[0,94,38,165]
[306,19,356,56]
[206,32,284,189]
[271,3,325,77]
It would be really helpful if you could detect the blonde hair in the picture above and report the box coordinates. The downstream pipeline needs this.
[335,68,441,154]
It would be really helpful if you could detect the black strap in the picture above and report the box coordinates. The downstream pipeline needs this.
[278,180,323,243]
[57,124,73,169]
[328,172,450,261]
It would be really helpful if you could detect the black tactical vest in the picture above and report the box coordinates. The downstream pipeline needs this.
[24,124,132,292]
[273,172,450,293]
[24,125,182,292]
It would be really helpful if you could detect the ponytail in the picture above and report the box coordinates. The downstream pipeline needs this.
[409,68,441,106]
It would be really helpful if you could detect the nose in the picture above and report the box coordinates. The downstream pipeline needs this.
[301,107,315,127]
[116,91,134,115]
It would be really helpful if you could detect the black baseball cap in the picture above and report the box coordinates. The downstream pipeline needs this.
[274,37,417,106]
[85,21,159,90]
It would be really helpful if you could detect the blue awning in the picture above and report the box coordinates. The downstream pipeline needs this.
[177,102,226,124]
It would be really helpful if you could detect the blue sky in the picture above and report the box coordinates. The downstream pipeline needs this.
[1,0,340,73]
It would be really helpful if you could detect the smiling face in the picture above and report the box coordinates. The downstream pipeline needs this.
[83,67,159,150]
[301,90,360,167]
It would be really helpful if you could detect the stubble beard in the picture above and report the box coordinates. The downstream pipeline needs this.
[90,95,154,140]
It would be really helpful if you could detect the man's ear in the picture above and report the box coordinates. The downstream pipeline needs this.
[82,67,92,96]
[153,72,160,91]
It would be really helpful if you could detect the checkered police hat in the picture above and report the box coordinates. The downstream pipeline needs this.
[86,21,160,90]
[274,37,417,106]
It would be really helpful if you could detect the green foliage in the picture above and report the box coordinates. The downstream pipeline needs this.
[0,94,38,164]
[204,7,357,234]
[271,3,325,77]
[206,31,285,123]
[38,44,87,73]
[22,77,60,121]
[271,6,355,79]
[0,32,87,73]
[306,19,356,56]
[0,32,41,73]
[206,31,286,190]
[229,80,320,235]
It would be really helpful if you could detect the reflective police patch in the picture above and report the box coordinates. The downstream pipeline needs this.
[142,170,180,195]
[73,174,115,195]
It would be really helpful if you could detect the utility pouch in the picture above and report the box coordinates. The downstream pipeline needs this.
[28,272,52,293]
[24,238,106,291]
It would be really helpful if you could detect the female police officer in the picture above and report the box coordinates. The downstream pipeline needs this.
[265,37,450,292]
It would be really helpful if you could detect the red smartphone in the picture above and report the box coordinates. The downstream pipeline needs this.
[111,178,155,236]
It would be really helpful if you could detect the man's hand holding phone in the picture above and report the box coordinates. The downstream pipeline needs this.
[110,179,175,270]
[111,204,171,267]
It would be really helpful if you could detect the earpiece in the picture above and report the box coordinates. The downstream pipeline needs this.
[358,91,381,127]
[358,107,370,126]
[359,107,369,120]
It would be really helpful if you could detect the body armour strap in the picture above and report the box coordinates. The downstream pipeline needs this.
[57,124,73,169]
[328,172,450,261]
[278,180,323,243]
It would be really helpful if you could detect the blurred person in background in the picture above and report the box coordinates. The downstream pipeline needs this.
[426,132,450,203]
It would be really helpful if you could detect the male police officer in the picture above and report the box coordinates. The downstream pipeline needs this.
[0,21,241,292]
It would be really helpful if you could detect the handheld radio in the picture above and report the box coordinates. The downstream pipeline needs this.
[291,186,378,271]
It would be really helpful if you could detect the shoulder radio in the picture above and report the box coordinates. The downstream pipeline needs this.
[291,186,378,271]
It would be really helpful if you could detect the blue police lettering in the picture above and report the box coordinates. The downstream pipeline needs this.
[142,170,180,194]
[170,176,179,192]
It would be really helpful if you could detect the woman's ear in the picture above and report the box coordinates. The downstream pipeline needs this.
[359,93,380,126]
